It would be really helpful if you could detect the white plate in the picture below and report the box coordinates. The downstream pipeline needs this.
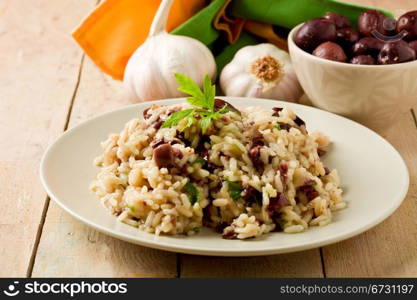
[40,97,409,256]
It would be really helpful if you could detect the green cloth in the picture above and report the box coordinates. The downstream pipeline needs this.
[172,0,393,72]
[230,0,393,29]
[172,0,227,46]
[215,32,260,73]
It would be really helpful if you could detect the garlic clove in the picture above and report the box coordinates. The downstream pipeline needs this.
[246,84,265,98]
[123,0,216,102]
[221,67,252,97]
[124,33,216,102]
[220,43,303,102]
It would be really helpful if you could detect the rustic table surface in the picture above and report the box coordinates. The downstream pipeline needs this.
[1,0,416,278]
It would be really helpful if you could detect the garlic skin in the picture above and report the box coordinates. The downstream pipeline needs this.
[220,43,303,102]
[123,0,216,102]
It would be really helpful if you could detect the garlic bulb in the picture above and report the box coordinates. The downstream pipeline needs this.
[124,0,216,102]
[220,43,303,102]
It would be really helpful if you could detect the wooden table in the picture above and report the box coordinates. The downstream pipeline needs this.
[1,0,416,278]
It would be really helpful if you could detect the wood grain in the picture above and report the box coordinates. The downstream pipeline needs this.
[31,57,177,278]
[0,0,95,277]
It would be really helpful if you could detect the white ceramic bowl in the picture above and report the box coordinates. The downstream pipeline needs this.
[288,24,417,131]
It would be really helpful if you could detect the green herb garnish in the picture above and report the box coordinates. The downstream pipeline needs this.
[161,73,229,133]
[161,109,195,129]
[191,157,206,166]
[184,182,200,204]
[126,204,135,212]
[226,179,243,201]
[276,123,282,130]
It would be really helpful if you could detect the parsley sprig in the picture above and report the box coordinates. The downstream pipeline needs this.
[226,179,243,201]
[184,182,200,204]
[161,73,230,134]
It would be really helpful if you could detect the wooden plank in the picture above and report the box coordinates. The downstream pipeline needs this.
[32,220,177,277]
[0,0,95,277]
[31,57,177,277]
[181,250,323,277]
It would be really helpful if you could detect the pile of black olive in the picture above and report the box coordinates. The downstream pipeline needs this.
[294,10,417,65]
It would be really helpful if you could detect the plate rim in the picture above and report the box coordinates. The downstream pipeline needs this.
[40,97,410,256]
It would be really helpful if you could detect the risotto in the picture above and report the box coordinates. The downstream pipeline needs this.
[90,100,345,239]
